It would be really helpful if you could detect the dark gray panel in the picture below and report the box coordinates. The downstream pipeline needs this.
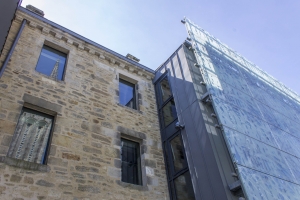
[179,112,213,200]
[177,47,197,106]
[0,0,20,54]
[171,53,190,113]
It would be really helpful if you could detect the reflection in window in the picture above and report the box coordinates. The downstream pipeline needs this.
[7,108,54,164]
[119,79,136,109]
[35,45,67,81]
[170,135,185,172]
[121,139,142,185]
[174,172,195,200]
[160,77,172,102]
[162,99,177,126]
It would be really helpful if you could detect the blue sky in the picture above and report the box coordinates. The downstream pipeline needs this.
[21,0,300,94]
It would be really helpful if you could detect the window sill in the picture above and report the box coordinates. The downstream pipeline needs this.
[117,103,143,115]
[116,180,148,191]
[0,156,50,172]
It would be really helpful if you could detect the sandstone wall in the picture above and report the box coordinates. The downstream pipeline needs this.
[0,9,168,200]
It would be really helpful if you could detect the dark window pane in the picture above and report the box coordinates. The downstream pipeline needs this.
[119,79,136,109]
[162,99,177,126]
[170,135,185,172]
[7,108,54,164]
[160,77,172,103]
[121,139,141,185]
[35,46,67,81]
[174,172,195,200]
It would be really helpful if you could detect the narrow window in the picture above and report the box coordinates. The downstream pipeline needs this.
[160,76,172,103]
[7,108,54,164]
[121,138,142,185]
[174,172,195,200]
[119,78,136,109]
[162,98,177,126]
[35,45,67,80]
[170,135,185,172]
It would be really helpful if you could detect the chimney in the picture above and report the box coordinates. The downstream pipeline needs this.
[126,54,140,63]
[26,5,44,17]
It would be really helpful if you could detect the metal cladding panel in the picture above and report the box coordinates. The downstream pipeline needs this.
[0,0,20,54]
[167,46,228,200]
[185,18,300,199]
[177,47,198,106]
[171,54,190,113]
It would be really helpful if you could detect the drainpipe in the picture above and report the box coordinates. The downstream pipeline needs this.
[0,19,27,78]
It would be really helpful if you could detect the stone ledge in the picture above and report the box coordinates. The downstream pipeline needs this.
[23,93,62,114]
[117,103,143,115]
[0,156,50,172]
[116,180,148,191]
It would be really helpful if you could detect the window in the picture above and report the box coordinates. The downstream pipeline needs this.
[162,98,177,126]
[121,138,142,185]
[7,108,54,165]
[170,135,186,172]
[35,45,67,80]
[174,172,195,200]
[119,78,137,109]
[160,76,172,103]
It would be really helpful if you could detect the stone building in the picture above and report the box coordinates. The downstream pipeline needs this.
[0,6,169,200]
[1,4,300,200]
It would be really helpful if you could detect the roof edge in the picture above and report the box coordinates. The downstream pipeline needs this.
[18,6,154,74]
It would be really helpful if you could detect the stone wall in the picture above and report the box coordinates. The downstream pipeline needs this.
[0,9,169,200]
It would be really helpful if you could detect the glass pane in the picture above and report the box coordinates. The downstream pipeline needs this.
[162,99,177,126]
[121,139,141,185]
[35,46,67,80]
[119,79,136,109]
[170,135,185,172]
[7,108,53,164]
[174,172,195,200]
[160,77,172,102]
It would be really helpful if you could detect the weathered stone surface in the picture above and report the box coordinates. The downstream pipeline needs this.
[83,145,101,154]
[107,167,121,179]
[1,135,12,146]
[10,175,22,182]
[0,120,16,134]
[90,142,102,149]
[77,185,100,193]
[48,157,68,167]
[71,172,85,179]
[36,180,55,187]
[145,159,157,168]
[75,166,99,173]
[104,148,120,158]
[58,184,73,191]
[23,177,34,184]
[91,134,111,144]
[87,173,103,181]
[62,153,80,161]
[18,75,33,83]
[114,159,121,168]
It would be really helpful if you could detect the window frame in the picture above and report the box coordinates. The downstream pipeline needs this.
[35,41,69,81]
[118,74,139,110]
[120,138,142,185]
[7,104,56,165]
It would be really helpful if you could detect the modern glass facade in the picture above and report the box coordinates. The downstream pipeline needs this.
[184,18,300,199]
